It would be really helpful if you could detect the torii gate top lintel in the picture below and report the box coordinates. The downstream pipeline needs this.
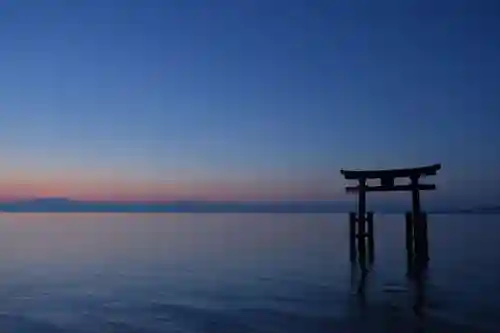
[340,163,441,193]
[340,163,441,180]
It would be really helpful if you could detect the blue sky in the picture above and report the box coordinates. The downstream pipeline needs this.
[0,0,499,204]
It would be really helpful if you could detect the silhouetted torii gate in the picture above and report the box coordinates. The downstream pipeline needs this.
[340,164,441,270]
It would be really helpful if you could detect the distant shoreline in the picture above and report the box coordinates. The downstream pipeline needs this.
[0,198,498,214]
[1,210,499,215]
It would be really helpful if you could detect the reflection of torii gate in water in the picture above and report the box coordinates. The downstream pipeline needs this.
[340,164,441,271]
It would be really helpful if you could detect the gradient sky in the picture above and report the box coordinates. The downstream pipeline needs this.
[0,0,499,204]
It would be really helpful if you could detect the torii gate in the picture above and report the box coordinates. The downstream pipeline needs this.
[340,164,441,270]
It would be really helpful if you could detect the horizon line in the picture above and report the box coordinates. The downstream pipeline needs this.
[0,197,342,204]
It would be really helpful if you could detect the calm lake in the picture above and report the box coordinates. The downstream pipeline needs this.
[0,213,498,332]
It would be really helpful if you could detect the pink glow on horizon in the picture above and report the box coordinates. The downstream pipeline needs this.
[0,176,338,202]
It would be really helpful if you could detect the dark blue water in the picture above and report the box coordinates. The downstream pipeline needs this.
[0,213,498,332]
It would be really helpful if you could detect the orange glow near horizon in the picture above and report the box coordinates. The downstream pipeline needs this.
[0,174,338,202]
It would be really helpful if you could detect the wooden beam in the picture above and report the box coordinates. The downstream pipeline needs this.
[357,179,367,263]
[349,212,356,262]
[381,177,394,187]
[340,164,441,180]
[405,212,414,274]
[346,184,436,193]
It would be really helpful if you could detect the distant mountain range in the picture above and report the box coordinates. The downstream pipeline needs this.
[0,198,349,213]
[0,198,498,214]
[456,205,500,214]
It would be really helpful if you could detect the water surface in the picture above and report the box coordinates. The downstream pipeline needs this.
[0,213,498,332]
